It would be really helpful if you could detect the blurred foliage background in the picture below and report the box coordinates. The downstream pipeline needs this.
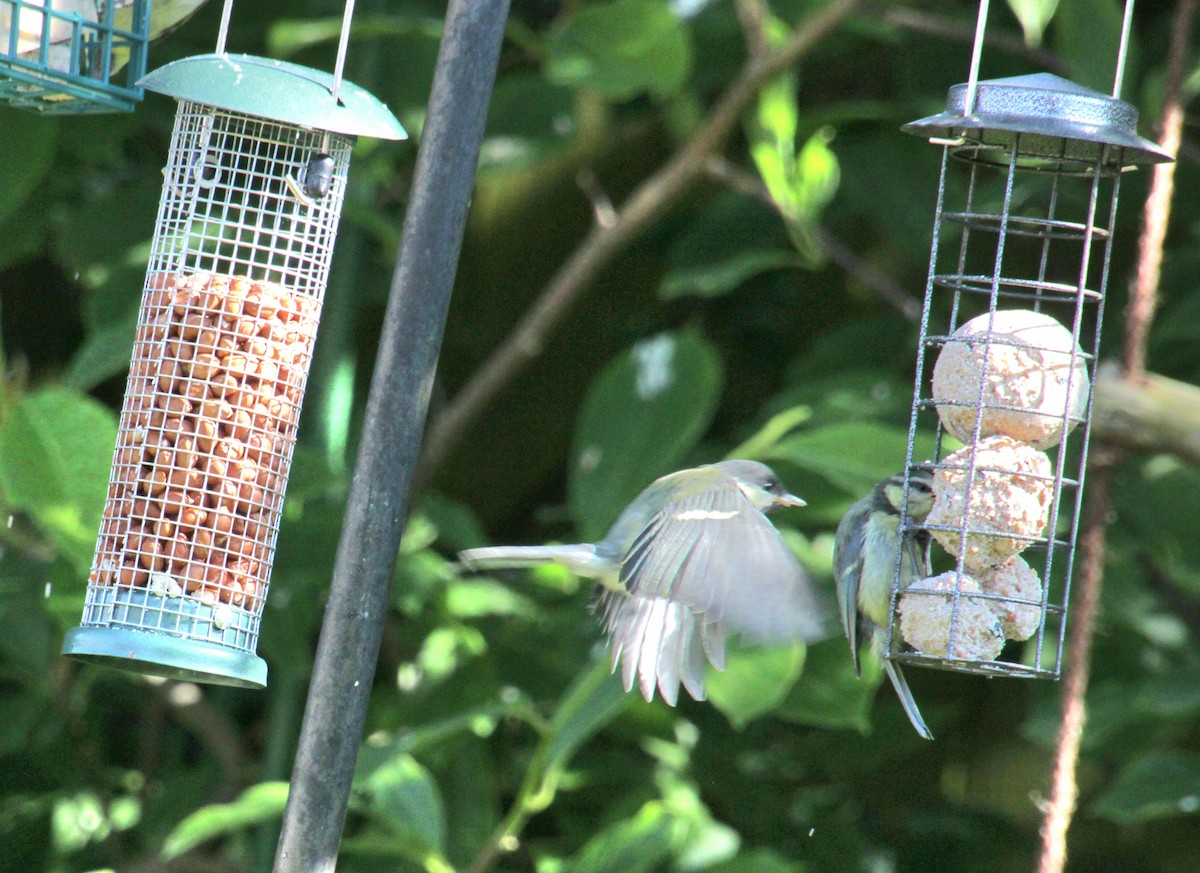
[2,0,1200,871]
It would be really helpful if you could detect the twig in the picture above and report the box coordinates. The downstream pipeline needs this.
[1036,459,1115,873]
[1123,0,1194,377]
[734,0,770,56]
[1036,2,1195,870]
[415,0,865,488]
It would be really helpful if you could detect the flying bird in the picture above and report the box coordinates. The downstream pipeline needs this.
[459,460,830,705]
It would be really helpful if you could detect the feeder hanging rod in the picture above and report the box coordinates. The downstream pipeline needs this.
[273,1,512,870]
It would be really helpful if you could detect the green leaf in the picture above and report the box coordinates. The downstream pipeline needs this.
[765,421,913,497]
[161,782,289,859]
[545,0,693,101]
[544,658,631,773]
[707,849,806,873]
[0,388,118,571]
[727,406,813,461]
[561,801,681,873]
[63,313,137,391]
[352,751,446,852]
[661,250,800,300]
[659,193,799,300]
[706,643,807,729]
[1091,750,1200,825]
[1052,0,1125,92]
[569,330,723,541]
[0,108,56,227]
[1006,0,1061,46]
[773,639,882,733]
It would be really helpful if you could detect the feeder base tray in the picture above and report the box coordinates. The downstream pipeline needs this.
[62,625,267,689]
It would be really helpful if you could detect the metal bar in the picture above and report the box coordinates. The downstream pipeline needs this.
[272,1,510,870]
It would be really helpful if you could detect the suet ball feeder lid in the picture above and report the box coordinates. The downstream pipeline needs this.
[138,52,407,139]
[903,73,1171,169]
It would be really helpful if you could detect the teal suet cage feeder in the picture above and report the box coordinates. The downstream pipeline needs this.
[885,1,1170,682]
[0,0,150,112]
[61,53,405,687]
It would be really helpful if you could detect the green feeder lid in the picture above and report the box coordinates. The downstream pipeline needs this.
[138,53,406,140]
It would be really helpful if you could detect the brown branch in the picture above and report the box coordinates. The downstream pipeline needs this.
[1123,0,1194,376]
[1036,459,1115,873]
[414,0,865,489]
[1091,363,1200,465]
[1037,2,1195,870]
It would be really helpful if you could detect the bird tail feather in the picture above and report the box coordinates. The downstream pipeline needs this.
[883,659,933,740]
[458,544,596,571]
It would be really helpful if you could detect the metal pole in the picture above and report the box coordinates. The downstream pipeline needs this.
[273,1,511,869]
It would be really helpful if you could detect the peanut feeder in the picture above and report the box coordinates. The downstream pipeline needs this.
[888,64,1170,679]
[61,53,405,687]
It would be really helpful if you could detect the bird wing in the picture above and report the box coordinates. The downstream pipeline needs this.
[603,593,709,705]
[618,475,827,643]
[833,501,868,676]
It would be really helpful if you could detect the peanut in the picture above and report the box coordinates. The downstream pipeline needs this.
[91,271,317,612]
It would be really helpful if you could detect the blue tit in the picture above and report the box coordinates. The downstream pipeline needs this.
[459,460,830,706]
[834,469,936,740]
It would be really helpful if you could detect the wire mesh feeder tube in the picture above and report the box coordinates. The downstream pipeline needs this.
[887,74,1171,680]
[61,54,405,688]
[0,0,150,113]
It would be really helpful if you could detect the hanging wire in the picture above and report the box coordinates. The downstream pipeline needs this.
[330,0,357,103]
[215,0,235,54]
[1112,0,1136,97]
[962,0,990,114]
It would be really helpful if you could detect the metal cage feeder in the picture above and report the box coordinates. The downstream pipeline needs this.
[60,53,405,687]
[888,69,1170,680]
[0,0,151,112]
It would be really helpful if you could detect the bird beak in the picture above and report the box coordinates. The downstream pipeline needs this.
[774,492,807,508]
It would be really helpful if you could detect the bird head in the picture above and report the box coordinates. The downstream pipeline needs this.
[881,467,935,521]
[716,460,807,513]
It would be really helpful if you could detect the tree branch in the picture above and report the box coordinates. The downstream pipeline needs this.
[1036,460,1115,873]
[1123,0,1194,377]
[1036,1,1195,870]
[415,0,865,488]
[1092,364,1200,465]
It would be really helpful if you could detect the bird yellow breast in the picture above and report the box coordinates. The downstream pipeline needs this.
[859,517,901,628]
